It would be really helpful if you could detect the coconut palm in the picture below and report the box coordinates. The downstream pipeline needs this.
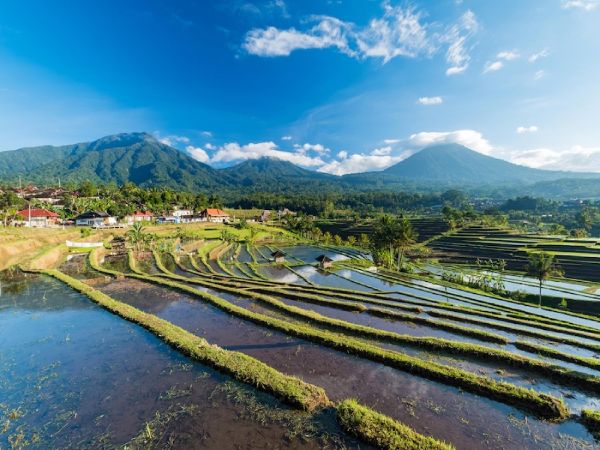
[526,252,563,308]
[392,217,417,271]
[126,222,145,251]
[247,226,258,245]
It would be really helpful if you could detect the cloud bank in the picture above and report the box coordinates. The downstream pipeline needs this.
[243,3,478,74]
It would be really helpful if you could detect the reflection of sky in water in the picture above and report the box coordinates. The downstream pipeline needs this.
[424,264,599,300]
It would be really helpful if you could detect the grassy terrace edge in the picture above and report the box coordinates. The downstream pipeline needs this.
[581,409,600,438]
[153,253,600,394]
[106,251,571,421]
[337,399,455,450]
[34,267,329,412]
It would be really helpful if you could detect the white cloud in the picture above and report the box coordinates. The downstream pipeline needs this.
[516,125,539,134]
[371,146,392,156]
[201,130,213,137]
[534,70,546,80]
[318,153,404,175]
[210,141,325,166]
[353,4,433,62]
[407,130,493,154]
[417,96,443,105]
[529,49,550,63]
[318,129,495,175]
[157,135,190,146]
[446,66,467,76]
[511,145,600,172]
[186,145,210,163]
[243,20,351,57]
[443,10,479,76]
[281,135,292,140]
[483,60,504,73]
[561,0,599,10]
[384,138,401,144]
[244,4,477,70]
[295,142,330,154]
[497,50,520,61]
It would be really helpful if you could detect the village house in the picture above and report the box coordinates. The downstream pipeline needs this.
[271,250,286,263]
[124,211,154,225]
[15,208,60,228]
[277,208,295,219]
[199,208,230,223]
[156,216,178,224]
[171,209,193,218]
[315,254,333,269]
[258,210,271,222]
[75,211,117,227]
[22,188,67,206]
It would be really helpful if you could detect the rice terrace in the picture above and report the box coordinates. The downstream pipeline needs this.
[3,0,600,449]
[3,215,600,449]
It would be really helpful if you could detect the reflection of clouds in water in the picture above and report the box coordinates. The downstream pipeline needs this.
[331,254,348,261]
[277,273,301,284]
[295,265,317,279]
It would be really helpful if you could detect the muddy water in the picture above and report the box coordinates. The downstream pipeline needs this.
[238,244,254,263]
[93,276,599,450]
[0,271,356,449]
[134,252,161,275]
[58,254,101,280]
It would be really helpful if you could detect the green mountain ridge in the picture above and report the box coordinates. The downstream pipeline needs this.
[1,133,599,198]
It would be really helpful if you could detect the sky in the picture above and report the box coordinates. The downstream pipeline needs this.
[1,0,600,175]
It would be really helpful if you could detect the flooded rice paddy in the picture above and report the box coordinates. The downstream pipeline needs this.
[0,270,359,449]
[6,242,600,449]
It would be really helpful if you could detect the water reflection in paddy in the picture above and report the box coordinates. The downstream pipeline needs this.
[93,276,600,450]
[0,271,356,449]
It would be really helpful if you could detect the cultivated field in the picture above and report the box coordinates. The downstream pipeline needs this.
[3,223,600,449]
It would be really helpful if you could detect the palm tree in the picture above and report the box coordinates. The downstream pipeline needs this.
[392,217,417,271]
[526,252,563,308]
[247,226,258,245]
[127,222,145,252]
[372,214,396,261]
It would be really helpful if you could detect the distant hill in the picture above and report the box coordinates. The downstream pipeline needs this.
[221,157,335,188]
[0,133,220,190]
[377,143,596,185]
[1,134,599,198]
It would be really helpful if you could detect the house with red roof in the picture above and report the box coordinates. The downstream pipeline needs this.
[199,208,230,223]
[124,211,155,225]
[15,207,60,227]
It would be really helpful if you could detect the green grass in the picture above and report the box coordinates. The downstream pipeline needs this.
[514,341,600,371]
[100,251,570,421]
[150,252,600,393]
[581,409,600,438]
[37,265,329,412]
[426,309,600,352]
[337,399,455,450]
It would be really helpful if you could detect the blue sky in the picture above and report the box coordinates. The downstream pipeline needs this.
[1,0,600,174]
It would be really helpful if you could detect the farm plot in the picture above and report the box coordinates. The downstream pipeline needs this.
[73,241,600,449]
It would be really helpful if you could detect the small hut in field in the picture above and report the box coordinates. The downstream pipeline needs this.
[316,254,333,269]
[271,250,286,263]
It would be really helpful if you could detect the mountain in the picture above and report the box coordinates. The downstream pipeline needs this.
[0,132,220,190]
[377,144,597,185]
[1,134,600,198]
[221,157,335,188]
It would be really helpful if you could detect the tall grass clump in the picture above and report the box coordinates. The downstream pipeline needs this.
[337,399,455,450]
